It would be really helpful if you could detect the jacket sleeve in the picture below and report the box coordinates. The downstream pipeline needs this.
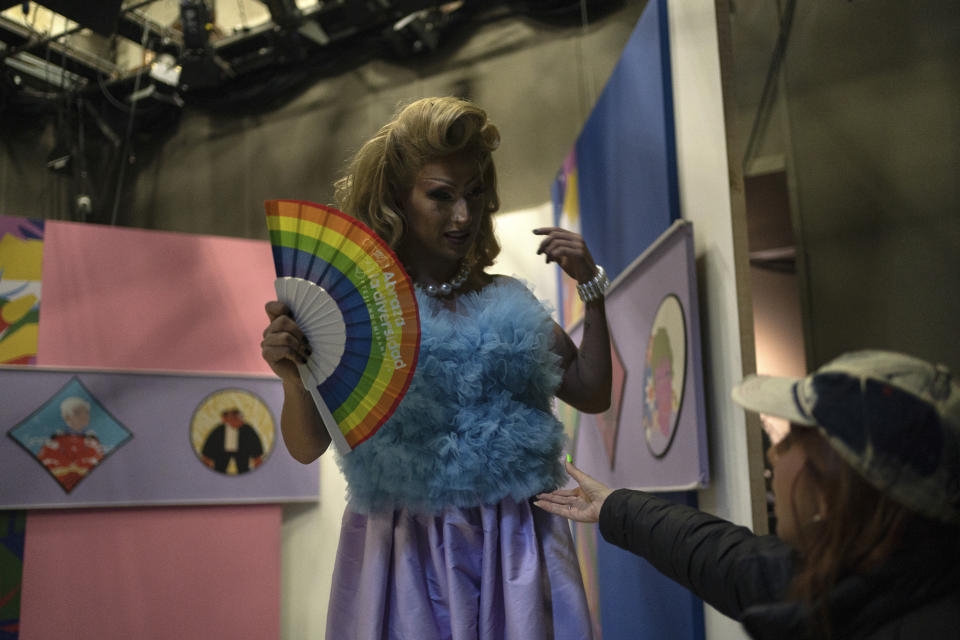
[598,489,794,620]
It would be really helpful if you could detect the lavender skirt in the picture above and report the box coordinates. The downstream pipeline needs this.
[326,497,594,640]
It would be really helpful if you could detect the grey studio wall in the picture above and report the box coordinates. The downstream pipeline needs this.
[119,5,647,238]
[781,0,960,372]
[3,1,955,372]
[731,0,959,372]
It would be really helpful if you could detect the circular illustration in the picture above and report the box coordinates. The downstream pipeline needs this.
[190,389,276,475]
[643,294,687,458]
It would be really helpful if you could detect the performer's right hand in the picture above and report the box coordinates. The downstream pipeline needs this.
[261,300,311,384]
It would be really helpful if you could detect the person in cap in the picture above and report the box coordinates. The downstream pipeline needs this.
[535,350,960,639]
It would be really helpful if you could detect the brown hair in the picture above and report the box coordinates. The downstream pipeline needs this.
[333,96,502,269]
[786,429,912,603]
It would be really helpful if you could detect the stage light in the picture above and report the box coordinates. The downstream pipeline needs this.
[130,41,185,108]
[150,51,181,87]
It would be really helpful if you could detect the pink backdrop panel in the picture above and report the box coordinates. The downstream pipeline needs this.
[22,219,285,640]
[37,220,275,373]
[20,505,281,640]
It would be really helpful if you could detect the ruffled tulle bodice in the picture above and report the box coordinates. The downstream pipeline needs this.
[337,277,567,513]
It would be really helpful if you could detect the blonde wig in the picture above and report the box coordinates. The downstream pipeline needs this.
[334,96,502,269]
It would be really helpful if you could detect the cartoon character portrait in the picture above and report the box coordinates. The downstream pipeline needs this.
[643,294,687,457]
[7,377,133,493]
[202,407,264,473]
[36,397,104,491]
[190,389,275,476]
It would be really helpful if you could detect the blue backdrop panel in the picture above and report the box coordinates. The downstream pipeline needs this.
[574,0,679,280]
[553,1,704,638]
[596,492,705,640]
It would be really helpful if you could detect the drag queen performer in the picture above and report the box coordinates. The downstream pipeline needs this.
[260,96,612,639]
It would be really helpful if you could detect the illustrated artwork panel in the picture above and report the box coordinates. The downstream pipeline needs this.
[0,216,43,366]
[567,221,708,492]
[8,377,132,493]
[0,367,315,509]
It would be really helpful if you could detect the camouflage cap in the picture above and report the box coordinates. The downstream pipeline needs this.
[732,350,960,526]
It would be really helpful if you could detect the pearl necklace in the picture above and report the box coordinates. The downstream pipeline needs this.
[416,261,472,297]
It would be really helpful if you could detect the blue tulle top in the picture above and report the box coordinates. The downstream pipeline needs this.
[337,276,567,514]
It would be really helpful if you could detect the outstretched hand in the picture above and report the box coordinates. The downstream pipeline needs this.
[534,460,614,523]
[533,227,598,284]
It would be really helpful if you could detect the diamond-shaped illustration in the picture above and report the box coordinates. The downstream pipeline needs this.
[7,377,132,493]
[594,333,627,469]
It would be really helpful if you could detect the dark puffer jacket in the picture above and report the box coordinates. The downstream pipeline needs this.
[598,489,960,639]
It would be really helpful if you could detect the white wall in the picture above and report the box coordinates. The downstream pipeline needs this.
[667,1,757,638]
[491,202,560,310]
[280,457,345,639]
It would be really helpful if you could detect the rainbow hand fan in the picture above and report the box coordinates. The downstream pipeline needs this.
[265,199,420,455]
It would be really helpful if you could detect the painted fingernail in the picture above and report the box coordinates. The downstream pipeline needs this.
[566,454,573,463]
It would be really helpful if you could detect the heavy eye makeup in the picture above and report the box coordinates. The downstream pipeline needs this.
[424,181,483,203]
[466,184,486,199]
[427,188,455,202]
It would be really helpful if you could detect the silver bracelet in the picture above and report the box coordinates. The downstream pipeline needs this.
[576,265,609,303]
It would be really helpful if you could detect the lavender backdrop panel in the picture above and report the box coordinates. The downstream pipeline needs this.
[569,221,708,491]
[0,367,317,508]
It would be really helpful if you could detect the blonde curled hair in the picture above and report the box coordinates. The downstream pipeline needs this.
[334,96,502,269]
